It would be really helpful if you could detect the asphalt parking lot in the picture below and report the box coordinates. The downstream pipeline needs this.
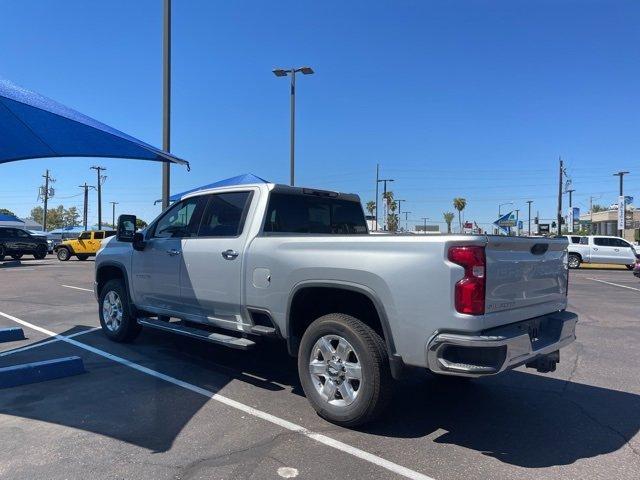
[0,257,639,480]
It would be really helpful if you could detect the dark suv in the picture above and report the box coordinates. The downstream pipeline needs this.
[0,227,49,260]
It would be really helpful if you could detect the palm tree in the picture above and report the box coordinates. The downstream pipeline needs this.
[382,191,398,232]
[453,198,467,233]
[365,201,376,217]
[443,212,455,234]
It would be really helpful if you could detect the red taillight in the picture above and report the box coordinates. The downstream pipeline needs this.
[448,246,486,315]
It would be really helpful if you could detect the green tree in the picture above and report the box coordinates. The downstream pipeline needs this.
[30,206,44,226]
[365,201,376,216]
[0,208,16,217]
[62,206,80,227]
[135,218,148,229]
[443,212,455,234]
[382,191,399,232]
[591,204,607,213]
[453,198,467,233]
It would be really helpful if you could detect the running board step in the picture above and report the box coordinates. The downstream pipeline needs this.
[137,318,256,350]
[250,325,277,336]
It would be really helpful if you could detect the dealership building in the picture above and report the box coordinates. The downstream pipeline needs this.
[580,208,640,242]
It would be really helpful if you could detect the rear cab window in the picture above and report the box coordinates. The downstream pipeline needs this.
[263,191,368,234]
[93,231,105,240]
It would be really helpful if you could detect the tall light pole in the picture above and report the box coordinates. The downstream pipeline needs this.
[498,201,514,217]
[396,199,406,217]
[526,200,533,235]
[421,217,429,234]
[273,66,314,186]
[374,164,379,230]
[613,171,629,236]
[110,201,119,228]
[377,178,394,230]
[79,183,96,231]
[162,0,172,210]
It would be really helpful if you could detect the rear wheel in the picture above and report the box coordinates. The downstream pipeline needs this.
[33,244,47,259]
[77,254,89,261]
[568,253,581,269]
[0,245,5,261]
[56,248,71,261]
[99,279,141,342]
[626,264,635,270]
[298,313,392,427]
[11,253,23,260]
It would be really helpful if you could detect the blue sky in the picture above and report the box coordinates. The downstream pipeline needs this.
[1,0,639,230]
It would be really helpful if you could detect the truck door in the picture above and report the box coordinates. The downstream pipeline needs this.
[180,190,256,330]
[131,196,206,312]
[76,232,92,254]
[611,238,637,265]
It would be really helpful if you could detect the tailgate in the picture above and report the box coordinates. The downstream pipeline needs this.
[484,236,568,315]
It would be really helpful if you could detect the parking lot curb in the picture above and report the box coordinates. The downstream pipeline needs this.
[0,327,25,343]
[0,356,85,389]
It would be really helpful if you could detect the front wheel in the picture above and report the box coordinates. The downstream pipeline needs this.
[11,253,23,260]
[0,245,5,261]
[568,254,581,269]
[626,264,635,271]
[98,279,141,342]
[298,313,392,427]
[56,248,71,261]
[33,244,47,260]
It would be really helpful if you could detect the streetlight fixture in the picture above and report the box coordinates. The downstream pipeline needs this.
[526,200,533,236]
[272,66,315,186]
[498,201,514,217]
[403,211,411,232]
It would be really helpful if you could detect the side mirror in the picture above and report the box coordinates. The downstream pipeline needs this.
[117,214,137,242]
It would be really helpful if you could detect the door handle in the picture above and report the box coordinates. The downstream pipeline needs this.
[222,249,239,260]
[166,249,181,256]
[614,248,619,252]
[593,248,598,251]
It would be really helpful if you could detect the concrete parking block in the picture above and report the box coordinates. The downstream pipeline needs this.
[0,327,25,343]
[0,356,85,389]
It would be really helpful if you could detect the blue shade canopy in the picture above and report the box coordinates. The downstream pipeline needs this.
[165,173,269,202]
[0,213,24,223]
[0,78,189,168]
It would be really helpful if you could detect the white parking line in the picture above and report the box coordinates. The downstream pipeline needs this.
[61,285,93,292]
[586,277,640,292]
[0,327,100,357]
[0,310,434,480]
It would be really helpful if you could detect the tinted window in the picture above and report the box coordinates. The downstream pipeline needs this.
[570,236,581,244]
[79,232,92,240]
[1,228,15,238]
[154,197,205,238]
[197,192,253,237]
[15,229,29,238]
[264,193,368,234]
[104,231,117,238]
[612,238,630,248]
[93,231,105,240]
[580,237,589,245]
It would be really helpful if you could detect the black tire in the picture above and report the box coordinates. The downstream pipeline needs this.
[98,279,141,343]
[56,248,71,261]
[77,255,89,261]
[0,245,5,261]
[11,253,23,260]
[568,253,581,269]
[298,313,393,427]
[626,264,635,271]
[33,244,47,260]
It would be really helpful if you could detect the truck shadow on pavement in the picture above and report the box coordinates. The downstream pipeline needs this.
[1,326,638,468]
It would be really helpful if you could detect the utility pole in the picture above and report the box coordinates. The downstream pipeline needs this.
[404,211,411,232]
[78,183,96,231]
[162,0,172,210]
[566,189,575,208]
[515,209,520,236]
[375,164,379,231]
[110,202,119,228]
[422,217,428,234]
[377,178,394,230]
[589,195,601,234]
[396,199,406,217]
[613,171,630,236]
[39,170,55,231]
[557,157,564,235]
[526,200,533,236]
[91,166,106,229]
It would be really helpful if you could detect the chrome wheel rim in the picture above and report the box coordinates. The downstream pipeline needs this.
[568,256,579,268]
[309,335,362,407]
[102,290,123,332]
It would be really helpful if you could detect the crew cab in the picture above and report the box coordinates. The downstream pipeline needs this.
[95,182,577,426]
[565,235,638,269]
[55,230,116,261]
[0,226,49,260]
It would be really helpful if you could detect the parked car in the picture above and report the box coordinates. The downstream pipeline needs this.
[95,183,577,426]
[27,230,55,253]
[55,230,116,261]
[566,235,637,269]
[0,226,49,260]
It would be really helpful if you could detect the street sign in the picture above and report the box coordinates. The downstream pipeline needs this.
[494,211,516,232]
[568,207,580,233]
[539,223,550,234]
[464,221,473,229]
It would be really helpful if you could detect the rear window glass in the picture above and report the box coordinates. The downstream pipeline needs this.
[570,236,581,244]
[105,231,116,238]
[264,193,368,234]
[594,237,611,246]
[93,232,105,239]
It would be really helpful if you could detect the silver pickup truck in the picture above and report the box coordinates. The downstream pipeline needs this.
[95,182,577,426]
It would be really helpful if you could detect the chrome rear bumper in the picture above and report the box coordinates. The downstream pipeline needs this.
[426,311,577,377]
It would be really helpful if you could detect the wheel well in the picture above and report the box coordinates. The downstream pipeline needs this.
[569,252,582,261]
[97,265,126,297]
[288,286,388,356]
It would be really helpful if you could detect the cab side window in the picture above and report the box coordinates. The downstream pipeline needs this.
[104,231,117,238]
[580,237,589,245]
[94,232,105,240]
[79,232,92,240]
[15,229,29,238]
[197,192,253,237]
[153,197,205,238]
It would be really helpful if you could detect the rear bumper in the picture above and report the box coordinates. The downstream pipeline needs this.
[426,310,577,377]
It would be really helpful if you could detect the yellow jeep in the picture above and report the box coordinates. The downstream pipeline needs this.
[55,230,116,261]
